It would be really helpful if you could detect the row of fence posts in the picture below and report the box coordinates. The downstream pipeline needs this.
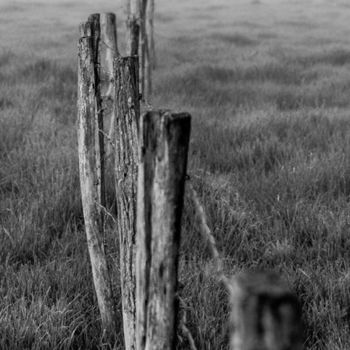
[77,12,305,350]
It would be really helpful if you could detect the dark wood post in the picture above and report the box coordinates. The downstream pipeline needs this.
[136,110,191,350]
[114,56,140,350]
[228,271,304,350]
[127,16,140,56]
[77,21,117,345]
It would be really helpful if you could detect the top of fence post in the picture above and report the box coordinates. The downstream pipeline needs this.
[136,110,191,350]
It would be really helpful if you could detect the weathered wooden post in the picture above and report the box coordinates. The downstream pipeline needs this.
[145,0,154,100]
[127,16,140,56]
[136,110,191,350]
[147,0,155,69]
[139,0,147,102]
[228,271,304,350]
[99,13,119,158]
[128,0,141,54]
[100,13,119,98]
[77,21,117,345]
[114,56,140,350]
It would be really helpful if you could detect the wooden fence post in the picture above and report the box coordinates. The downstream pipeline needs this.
[139,0,147,102]
[144,0,154,101]
[77,21,117,345]
[101,13,119,98]
[228,271,304,350]
[127,16,140,56]
[99,13,119,158]
[114,56,140,350]
[146,0,155,69]
[136,110,191,350]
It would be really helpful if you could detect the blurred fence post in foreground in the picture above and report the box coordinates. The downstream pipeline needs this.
[114,55,140,350]
[77,20,117,345]
[228,271,304,350]
[136,110,191,350]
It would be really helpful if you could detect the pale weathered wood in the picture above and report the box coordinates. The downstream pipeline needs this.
[143,37,151,103]
[136,110,191,350]
[130,0,140,20]
[88,14,106,217]
[101,13,119,98]
[114,56,140,350]
[77,23,117,345]
[228,271,304,350]
[147,0,155,69]
[125,0,131,20]
[139,0,147,102]
[99,13,119,158]
[144,0,154,101]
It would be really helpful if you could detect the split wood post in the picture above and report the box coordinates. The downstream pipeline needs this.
[139,0,148,102]
[144,0,154,101]
[101,13,119,98]
[77,21,117,345]
[136,110,191,350]
[125,0,131,21]
[99,13,119,158]
[147,0,155,69]
[86,14,105,204]
[228,271,304,350]
[114,56,140,350]
[127,16,140,56]
[126,0,140,56]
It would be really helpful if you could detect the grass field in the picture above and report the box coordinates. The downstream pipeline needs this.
[2,0,350,348]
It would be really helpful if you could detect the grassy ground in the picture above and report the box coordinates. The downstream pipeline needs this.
[2,0,350,348]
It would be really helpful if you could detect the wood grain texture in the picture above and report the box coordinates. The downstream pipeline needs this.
[147,0,155,69]
[114,56,140,350]
[136,110,191,350]
[77,22,117,345]
[100,13,119,159]
[127,16,140,56]
[101,13,119,97]
[145,0,154,101]
[228,271,304,350]
[139,0,147,102]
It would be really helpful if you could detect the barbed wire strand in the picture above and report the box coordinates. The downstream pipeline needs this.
[186,179,231,288]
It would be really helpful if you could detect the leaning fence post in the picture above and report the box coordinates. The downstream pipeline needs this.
[77,21,117,345]
[136,110,191,350]
[228,271,304,350]
[114,56,140,350]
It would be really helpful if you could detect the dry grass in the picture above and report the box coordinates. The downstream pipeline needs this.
[2,0,350,349]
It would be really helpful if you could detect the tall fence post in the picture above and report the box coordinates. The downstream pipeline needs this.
[136,110,191,350]
[100,13,118,97]
[114,56,140,350]
[77,21,117,345]
[145,0,154,101]
[228,271,304,350]
[147,0,155,69]
[139,0,147,102]
[99,13,119,158]
[127,16,140,56]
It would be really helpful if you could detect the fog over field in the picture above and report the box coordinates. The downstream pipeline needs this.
[2,0,350,349]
